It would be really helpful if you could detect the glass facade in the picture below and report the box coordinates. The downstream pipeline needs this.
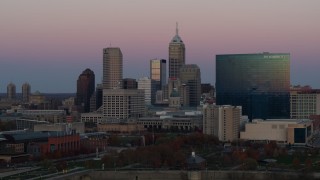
[294,128,306,143]
[216,53,290,120]
[150,59,166,89]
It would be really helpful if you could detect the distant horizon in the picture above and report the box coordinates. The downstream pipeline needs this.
[1,1,319,93]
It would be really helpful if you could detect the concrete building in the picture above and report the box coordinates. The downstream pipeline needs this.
[34,122,85,134]
[169,23,185,79]
[17,109,66,123]
[29,91,45,105]
[80,112,104,123]
[138,77,156,105]
[216,53,290,120]
[22,82,31,102]
[290,86,320,119]
[240,119,313,145]
[138,111,202,132]
[97,122,145,134]
[203,104,241,142]
[7,83,16,100]
[15,119,49,130]
[180,64,201,107]
[103,89,145,120]
[137,110,202,131]
[76,68,95,113]
[103,47,123,89]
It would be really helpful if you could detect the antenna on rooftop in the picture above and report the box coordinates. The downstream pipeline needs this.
[176,22,179,35]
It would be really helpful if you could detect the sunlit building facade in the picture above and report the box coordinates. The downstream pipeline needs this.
[150,59,166,89]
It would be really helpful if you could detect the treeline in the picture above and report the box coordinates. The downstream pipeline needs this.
[102,133,219,169]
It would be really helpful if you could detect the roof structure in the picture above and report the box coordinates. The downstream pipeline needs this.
[170,22,184,43]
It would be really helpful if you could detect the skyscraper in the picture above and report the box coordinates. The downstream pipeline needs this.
[22,82,31,102]
[76,68,95,113]
[216,53,290,120]
[180,64,201,107]
[103,47,123,89]
[150,59,166,89]
[169,23,185,79]
[7,83,16,100]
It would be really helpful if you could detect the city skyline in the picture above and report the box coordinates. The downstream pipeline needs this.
[1,1,320,93]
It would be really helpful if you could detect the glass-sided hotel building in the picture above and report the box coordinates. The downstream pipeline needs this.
[216,53,290,120]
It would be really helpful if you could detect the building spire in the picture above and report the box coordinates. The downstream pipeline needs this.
[176,22,179,35]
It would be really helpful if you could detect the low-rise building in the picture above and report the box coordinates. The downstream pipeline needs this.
[97,122,145,134]
[80,112,104,123]
[17,109,66,123]
[240,119,313,145]
[34,122,85,134]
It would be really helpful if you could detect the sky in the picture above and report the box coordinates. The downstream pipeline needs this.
[0,0,320,93]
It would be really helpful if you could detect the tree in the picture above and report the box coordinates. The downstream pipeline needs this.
[242,158,258,170]
[292,157,300,169]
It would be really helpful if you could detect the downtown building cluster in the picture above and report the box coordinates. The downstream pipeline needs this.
[76,25,318,145]
[1,24,320,164]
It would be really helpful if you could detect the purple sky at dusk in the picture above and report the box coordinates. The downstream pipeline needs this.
[1,0,320,93]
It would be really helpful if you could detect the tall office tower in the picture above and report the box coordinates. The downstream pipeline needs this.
[150,59,166,89]
[76,68,95,113]
[169,23,185,79]
[290,86,320,119]
[7,83,16,100]
[103,47,123,89]
[122,78,138,89]
[216,53,290,120]
[203,104,241,142]
[180,64,201,107]
[103,89,145,119]
[22,82,31,102]
[138,77,156,105]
